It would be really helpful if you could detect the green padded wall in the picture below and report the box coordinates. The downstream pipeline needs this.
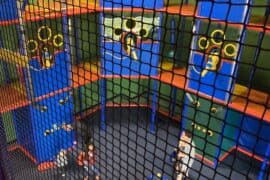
[75,14,99,62]
[0,63,6,85]
[160,15,193,67]
[239,29,270,93]
[149,80,184,118]
[184,96,240,161]
[0,25,19,51]
[74,80,100,113]
[74,79,149,114]
[106,78,149,104]
[220,109,242,157]
[2,112,16,143]
[0,25,19,83]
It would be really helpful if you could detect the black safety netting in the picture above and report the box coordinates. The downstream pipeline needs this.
[0,0,269,180]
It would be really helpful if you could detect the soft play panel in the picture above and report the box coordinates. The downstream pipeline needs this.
[186,0,251,102]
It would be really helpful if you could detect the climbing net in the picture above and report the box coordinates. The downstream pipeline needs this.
[0,0,269,179]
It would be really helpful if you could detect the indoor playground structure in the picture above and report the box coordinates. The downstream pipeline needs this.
[0,0,269,179]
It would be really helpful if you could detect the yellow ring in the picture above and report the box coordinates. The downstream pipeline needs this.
[124,17,136,30]
[53,34,64,47]
[198,37,209,50]
[210,29,225,45]
[114,27,122,36]
[140,28,149,38]
[37,26,52,42]
[113,27,122,40]
[224,43,237,57]
[27,40,38,53]
[207,130,213,137]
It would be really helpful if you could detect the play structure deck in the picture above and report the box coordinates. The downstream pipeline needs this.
[0,0,270,179]
[1,66,269,121]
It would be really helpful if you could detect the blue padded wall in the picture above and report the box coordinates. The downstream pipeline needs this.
[30,91,74,163]
[27,52,71,97]
[101,43,160,76]
[186,0,251,102]
[188,53,235,101]
[100,0,164,9]
[13,92,74,163]
[238,115,270,157]
[198,0,250,23]
[0,0,18,21]
[16,51,75,163]
[100,14,162,76]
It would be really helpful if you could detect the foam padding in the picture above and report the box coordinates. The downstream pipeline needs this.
[0,48,28,67]
[2,112,16,143]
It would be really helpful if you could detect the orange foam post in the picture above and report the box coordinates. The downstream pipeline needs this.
[165,5,196,16]
[38,162,56,172]
[72,63,99,88]
[25,0,98,13]
[155,68,186,89]
[230,86,270,122]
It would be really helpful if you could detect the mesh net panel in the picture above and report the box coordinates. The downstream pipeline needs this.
[0,0,269,179]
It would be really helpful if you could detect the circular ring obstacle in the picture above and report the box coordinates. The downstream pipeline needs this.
[27,39,38,53]
[211,29,226,45]
[53,34,64,48]
[198,36,210,50]
[37,26,52,42]
[125,17,137,30]
[224,43,237,58]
